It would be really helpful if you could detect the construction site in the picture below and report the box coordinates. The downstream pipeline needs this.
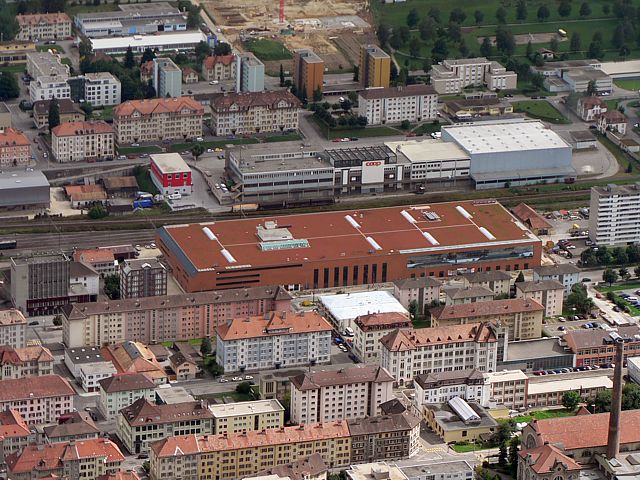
[202,0,375,73]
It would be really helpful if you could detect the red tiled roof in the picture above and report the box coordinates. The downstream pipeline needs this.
[217,311,332,341]
[52,121,113,137]
[354,312,411,331]
[17,12,71,26]
[140,61,154,76]
[0,345,53,365]
[202,54,235,70]
[600,110,626,122]
[579,96,606,109]
[114,97,204,119]
[73,248,115,264]
[518,444,581,474]
[380,322,496,352]
[0,128,30,147]
[0,409,30,439]
[511,203,552,231]
[0,375,74,402]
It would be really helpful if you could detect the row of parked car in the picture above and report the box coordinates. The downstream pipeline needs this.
[533,364,615,376]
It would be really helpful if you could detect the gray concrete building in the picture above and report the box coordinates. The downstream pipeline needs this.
[0,170,50,211]
[237,53,264,93]
[589,183,640,246]
[153,57,182,98]
[11,253,70,316]
[119,258,168,299]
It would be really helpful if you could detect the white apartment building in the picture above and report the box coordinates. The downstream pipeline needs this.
[0,309,27,349]
[0,375,74,424]
[532,264,580,295]
[461,270,512,296]
[83,72,121,107]
[98,372,156,420]
[589,184,640,245]
[210,90,300,136]
[380,323,499,385]
[51,121,115,163]
[413,369,485,407]
[515,280,564,317]
[26,51,69,79]
[430,58,517,94]
[29,74,70,102]
[358,85,438,126]
[483,370,528,410]
[216,311,332,372]
[352,312,412,364]
[209,399,284,434]
[290,365,394,425]
[79,362,117,393]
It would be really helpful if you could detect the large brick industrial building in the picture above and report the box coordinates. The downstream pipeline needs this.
[157,200,542,292]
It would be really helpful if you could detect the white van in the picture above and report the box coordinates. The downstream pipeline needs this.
[344,327,354,336]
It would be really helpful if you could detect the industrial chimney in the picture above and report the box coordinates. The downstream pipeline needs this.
[607,337,625,460]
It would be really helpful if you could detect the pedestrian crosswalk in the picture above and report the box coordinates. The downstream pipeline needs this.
[423,446,445,453]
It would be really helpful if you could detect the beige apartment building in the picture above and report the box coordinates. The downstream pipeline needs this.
[98,373,156,420]
[380,323,499,385]
[117,398,214,455]
[0,309,26,349]
[444,286,494,305]
[483,370,529,411]
[150,422,352,480]
[392,277,442,313]
[52,121,115,163]
[0,409,32,461]
[62,286,292,348]
[210,90,300,136]
[290,366,394,424]
[352,312,412,364]
[430,57,517,94]
[209,399,284,434]
[16,13,72,41]
[201,54,236,81]
[0,345,54,379]
[515,280,565,317]
[0,375,74,425]
[113,97,204,145]
[348,413,421,464]
[461,270,512,296]
[430,298,545,341]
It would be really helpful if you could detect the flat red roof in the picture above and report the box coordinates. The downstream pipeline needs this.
[159,200,538,271]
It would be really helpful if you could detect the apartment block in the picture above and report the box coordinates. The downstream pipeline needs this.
[414,369,485,406]
[461,270,511,296]
[29,74,71,102]
[0,310,27,349]
[359,45,390,89]
[290,366,394,424]
[431,58,517,94]
[26,51,69,79]
[33,99,84,129]
[209,90,300,136]
[117,398,214,455]
[11,253,70,317]
[589,183,640,245]
[251,454,327,480]
[444,286,494,305]
[6,438,124,480]
[526,375,611,409]
[113,97,204,145]
[0,409,32,462]
[62,286,292,348]
[51,121,115,163]
[483,370,528,410]
[358,85,437,125]
[150,152,193,196]
[73,248,117,277]
[154,57,182,98]
[577,96,607,122]
[515,280,564,317]
[564,325,640,367]
[348,413,421,464]
[82,72,122,107]
[98,373,156,420]
[392,277,442,313]
[352,312,412,364]
[293,48,324,99]
[16,13,71,41]
[0,375,74,424]
[44,412,99,445]
[0,128,30,168]
[209,399,284,434]
[202,54,236,81]
[237,52,265,93]
[119,258,167,299]
[380,323,499,385]
[0,345,54,379]
[532,264,580,295]
[150,422,352,480]
[216,311,332,372]
[430,298,545,341]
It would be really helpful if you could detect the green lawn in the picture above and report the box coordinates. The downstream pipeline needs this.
[327,126,400,140]
[168,138,258,153]
[93,106,114,122]
[597,136,639,175]
[512,100,570,124]
[451,442,488,453]
[510,409,575,424]
[0,64,25,75]
[134,167,160,195]
[412,121,443,135]
[118,145,163,155]
[264,133,303,142]
[36,44,65,54]
[243,38,292,61]
[597,282,640,293]
[614,79,640,91]
[66,2,118,16]
[412,319,431,328]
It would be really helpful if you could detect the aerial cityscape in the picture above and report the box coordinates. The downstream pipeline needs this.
[1,0,640,479]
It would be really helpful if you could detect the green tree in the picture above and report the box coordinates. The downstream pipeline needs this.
[532,73,545,89]
[558,0,572,17]
[516,0,528,21]
[80,102,94,120]
[566,284,595,315]
[428,7,440,23]
[312,87,322,102]
[407,8,420,28]
[588,41,604,59]
[526,40,533,59]
[103,274,120,300]
[141,48,156,64]
[474,10,484,25]
[603,268,619,286]
[124,46,135,69]
[400,119,411,130]
[603,4,610,15]
[377,23,390,47]
[53,315,63,326]
[508,437,520,477]
[88,203,108,219]
[634,264,640,278]
[622,383,640,410]
[550,37,559,52]
[432,38,448,57]
[495,26,516,56]
[495,7,507,23]
[620,267,631,281]
[418,18,435,42]
[279,64,285,87]
[0,0,19,42]
[449,8,466,24]
[498,442,508,466]
[191,144,205,161]
[0,73,19,100]
[200,336,212,356]
[537,5,550,21]
[352,65,358,82]
[409,37,422,58]
[480,37,493,57]
[48,97,60,132]
[515,271,525,283]
[620,45,631,58]
[613,23,626,49]
[236,381,252,395]
[580,2,592,16]
[562,391,582,410]
[570,33,582,52]
[586,80,597,96]
[187,4,201,29]
[422,57,432,75]
[447,22,461,42]
[408,300,418,319]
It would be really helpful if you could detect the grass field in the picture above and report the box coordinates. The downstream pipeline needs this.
[512,100,570,124]
[168,138,258,153]
[511,409,575,424]
[0,65,25,75]
[36,44,65,54]
[597,136,639,175]
[243,38,292,61]
[412,121,443,135]
[118,145,163,155]
[134,167,160,195]
[65,2,118,16]
[327,126,400,140]
[264,133,302,142]
[93,106,114,122]
[614,79,640,91]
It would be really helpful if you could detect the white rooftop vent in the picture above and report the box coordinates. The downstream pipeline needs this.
[422,231,439,245]
[220,249,236,264]
[456,205,473,220]
[478,227,496,240]
[365,236,382,251]
[202,227,217,241]
[344,215,361,229]
[400,210,416,224]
